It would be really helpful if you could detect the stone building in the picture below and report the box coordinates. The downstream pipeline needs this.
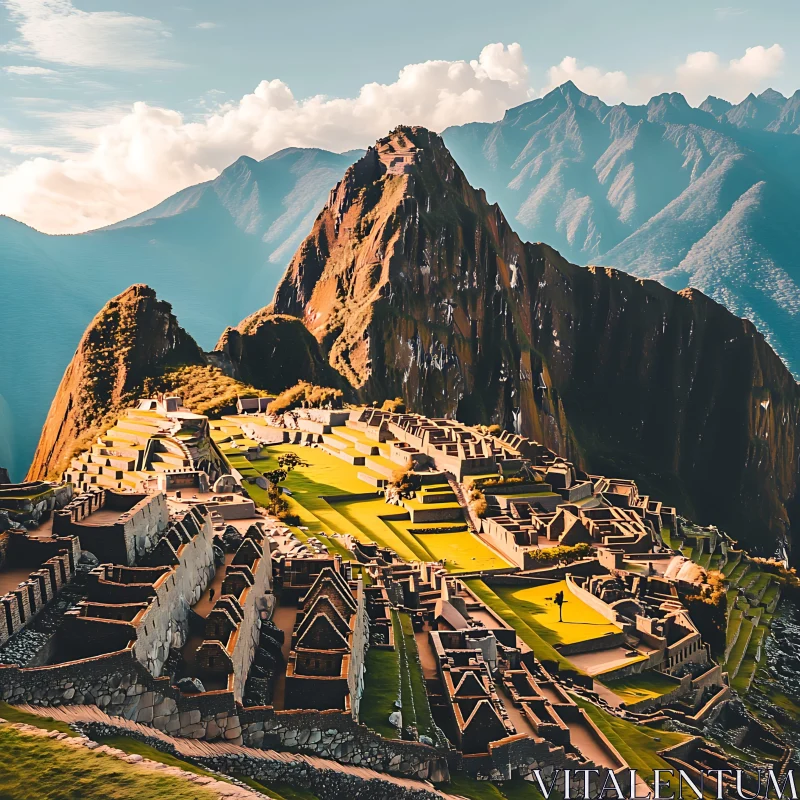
[284,565,368,718]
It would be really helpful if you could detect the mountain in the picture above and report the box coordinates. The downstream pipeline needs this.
[267,126,800,554]
[441,82,800,375]
[28,285,205,480]
[211,309,340,391]
[0,147,358,480]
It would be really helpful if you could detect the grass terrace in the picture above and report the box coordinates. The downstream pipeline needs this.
[601,671,682,705]
[572,696,689,790]
[492,581,620,648]
[359,611,437,740]
[463,579,577,673]
[231,441,507,572]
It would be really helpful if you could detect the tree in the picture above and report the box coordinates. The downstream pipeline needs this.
[277,452,308,472]
[553,590,567,622]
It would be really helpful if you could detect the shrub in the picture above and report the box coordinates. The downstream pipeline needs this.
[682,570,727,652]
[526,542,592,566]
[267,381,343,415]
[381,397,406,413]
[469,493,488,519]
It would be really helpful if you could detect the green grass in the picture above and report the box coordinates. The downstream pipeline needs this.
[0,726,218,800]
[492,581,620,647]
[0,703,77,735]
[360,640,401,738]
[395,611,437,739]
[414,531,510,572]
[725,617,755,679]
[601,672,682,704]
[731,623,770,694]
[436,775,546,800]
[573,696,688,791]
[237,775,320,800]
[463,579,577,672]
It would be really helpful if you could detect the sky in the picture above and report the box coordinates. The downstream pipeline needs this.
[0,0,798,234]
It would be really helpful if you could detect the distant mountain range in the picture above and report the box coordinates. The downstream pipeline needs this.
[4,81,800,479]
[443,82,800,372]
[0,148,358,478]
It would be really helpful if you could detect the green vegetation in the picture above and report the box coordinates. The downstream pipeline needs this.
[360,642,401,738]
[436,775,546,800]
[523,542,592,566]
[359,611,437,740]
[0,703,77,735]
[601,672,681,705]
[267,381,343,415]
[0,726,218,800]
[415,531,509,572]
[573,696,688,783]
[237,775,321,800]
[239,443,504,571]
[395,611,437,739]
[144,364,261,418]
[492,581,620,647]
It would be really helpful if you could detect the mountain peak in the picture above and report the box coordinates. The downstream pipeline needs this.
[759,87,787,106]
[27,284,204,480]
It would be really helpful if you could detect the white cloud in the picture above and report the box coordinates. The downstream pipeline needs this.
[0,40,787,235]
[1,0,175,69]
[674,44,784,103]
[4,64,57,74]
[0,42,531,234]
[194,21,217,29]
[543,57,631,104]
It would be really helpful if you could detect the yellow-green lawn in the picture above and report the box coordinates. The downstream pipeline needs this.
[494,581,620,647]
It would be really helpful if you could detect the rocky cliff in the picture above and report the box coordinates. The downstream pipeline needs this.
[27,285,205,480]
[212,309,341,393]
[270,126,800,553]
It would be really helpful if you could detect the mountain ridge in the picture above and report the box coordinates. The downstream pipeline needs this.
[266,125,800,554]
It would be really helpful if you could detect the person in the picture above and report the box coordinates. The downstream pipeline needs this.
[209,588,215,602]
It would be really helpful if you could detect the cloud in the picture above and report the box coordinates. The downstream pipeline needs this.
[4,64,57,75]
[1,0,175,69]
[715,6,746,19]
[674,44,784,103]
[542,45,784,106]
[0,42,531,234]
[543,57,630,104]
[194,21,217,29]
[0,41,787,235]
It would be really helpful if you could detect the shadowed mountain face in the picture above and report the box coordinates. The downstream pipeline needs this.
[269,126,800,554]
[442,82,800,374]
[0,148,358,479]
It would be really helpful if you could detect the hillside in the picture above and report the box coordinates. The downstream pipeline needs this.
[26,285,206,480]
[442,83,800,374]
[0,148,357,480]
[268,126,800,553]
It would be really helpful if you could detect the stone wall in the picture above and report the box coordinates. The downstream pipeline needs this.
[0,648,448,781]
[53,489,168,565]
[348,579,368,720]
[77,719,452,800]
[227,537,273,702]
[133,508,215,675]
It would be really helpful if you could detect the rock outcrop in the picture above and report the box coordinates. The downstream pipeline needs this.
[269,126,800,553]
[27,285,204,480]
[212,309,341,393]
